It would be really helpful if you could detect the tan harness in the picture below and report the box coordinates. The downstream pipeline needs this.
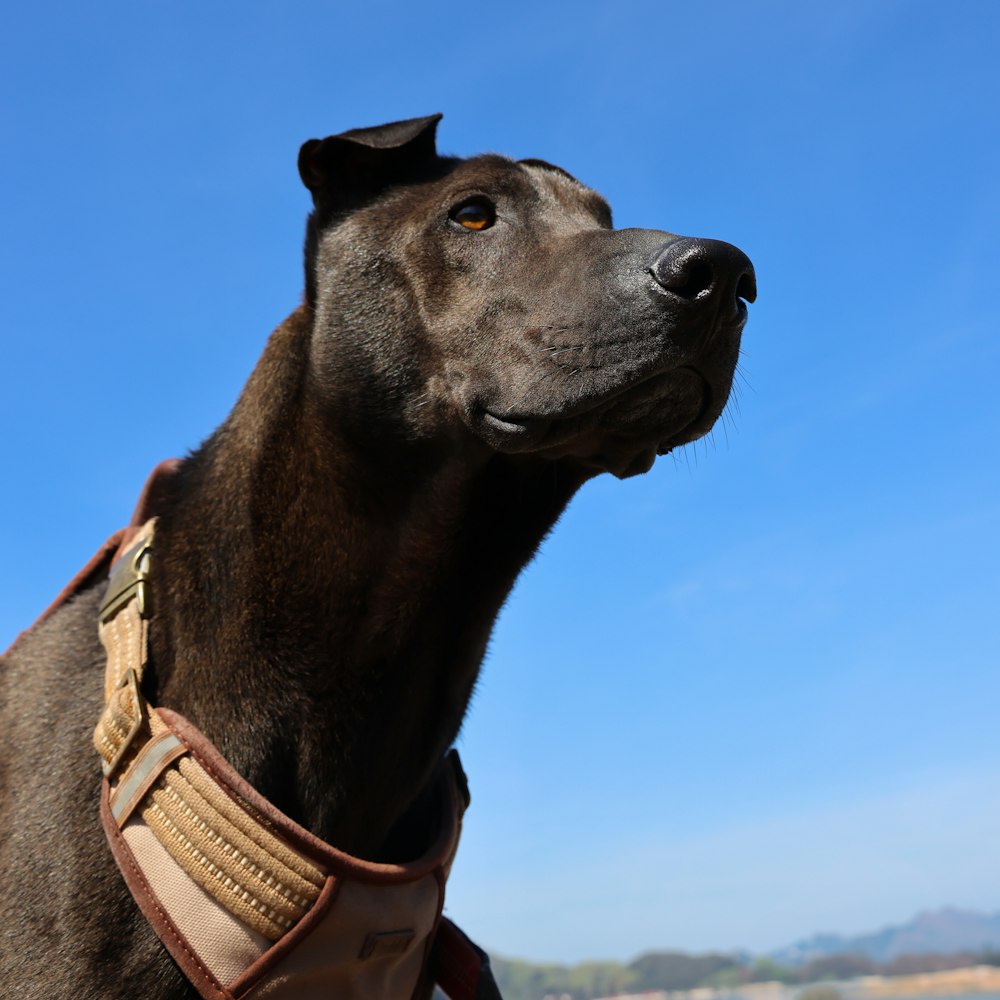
[13,463,500,1000]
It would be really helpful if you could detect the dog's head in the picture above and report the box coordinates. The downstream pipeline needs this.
[299,114,755,479]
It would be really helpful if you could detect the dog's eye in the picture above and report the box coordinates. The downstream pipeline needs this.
[450,199,496,231]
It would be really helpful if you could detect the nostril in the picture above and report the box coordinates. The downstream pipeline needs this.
[650,241,716,301]
[664,259,714,300]
[736,271,757,305]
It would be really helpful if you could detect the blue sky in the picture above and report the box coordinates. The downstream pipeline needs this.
[3,0,998,964]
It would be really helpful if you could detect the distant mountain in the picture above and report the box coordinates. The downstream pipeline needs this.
[771,908,1000,965]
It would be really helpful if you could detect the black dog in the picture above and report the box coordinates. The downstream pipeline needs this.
[0,114,754,999]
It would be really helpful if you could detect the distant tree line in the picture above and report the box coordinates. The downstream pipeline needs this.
[485,947,1000,1000]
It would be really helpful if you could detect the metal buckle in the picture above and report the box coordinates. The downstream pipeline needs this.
[99,538,153,624]
[101,668,145,777]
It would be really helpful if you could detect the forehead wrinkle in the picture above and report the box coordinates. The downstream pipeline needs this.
[442,154,540,202]
[519,162,612,227]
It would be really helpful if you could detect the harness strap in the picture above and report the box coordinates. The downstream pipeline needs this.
[433,919,504,1000]
[91,506,504,999]
[94,522,159,775]
[94,520,332,942]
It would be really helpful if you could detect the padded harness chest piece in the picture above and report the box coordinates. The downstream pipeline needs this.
[91,512,500,1000]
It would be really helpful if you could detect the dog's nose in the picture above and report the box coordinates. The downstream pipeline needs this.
[649,237,756,320]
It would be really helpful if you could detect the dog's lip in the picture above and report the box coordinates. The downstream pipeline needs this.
[480,410,535,434]
[477,365,677,430]
[474,364,716,456]
[481,365,707,425]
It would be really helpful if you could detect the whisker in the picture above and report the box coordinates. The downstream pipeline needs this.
[719,412,731,448]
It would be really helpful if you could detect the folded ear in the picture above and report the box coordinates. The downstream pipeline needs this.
[298,114,443,214]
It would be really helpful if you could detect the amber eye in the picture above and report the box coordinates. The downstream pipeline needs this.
[450,199,496,231]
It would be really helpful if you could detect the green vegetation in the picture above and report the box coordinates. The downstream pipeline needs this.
[490,950,743,1000]
[797,987,843,1000]
[489,957,635,1000]
[631,951,742,990]
[748,958,799,985]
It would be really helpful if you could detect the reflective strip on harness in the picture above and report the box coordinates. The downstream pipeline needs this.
[110,731,184,824]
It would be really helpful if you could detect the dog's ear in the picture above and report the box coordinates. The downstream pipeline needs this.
[298,114,443,213]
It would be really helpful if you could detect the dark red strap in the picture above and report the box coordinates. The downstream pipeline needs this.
[3,460,186,659]
[2,530,125,658]
[128,458,183,528]
[432,918,502,1000]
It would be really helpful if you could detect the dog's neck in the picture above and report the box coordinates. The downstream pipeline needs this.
[147,307,585,859]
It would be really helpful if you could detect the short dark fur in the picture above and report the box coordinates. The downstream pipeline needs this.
[0,114,754,998]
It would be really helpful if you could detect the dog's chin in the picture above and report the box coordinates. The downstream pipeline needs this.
[468,367,722,478]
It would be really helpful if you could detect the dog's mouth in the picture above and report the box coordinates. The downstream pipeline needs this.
[470,366,718,478]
